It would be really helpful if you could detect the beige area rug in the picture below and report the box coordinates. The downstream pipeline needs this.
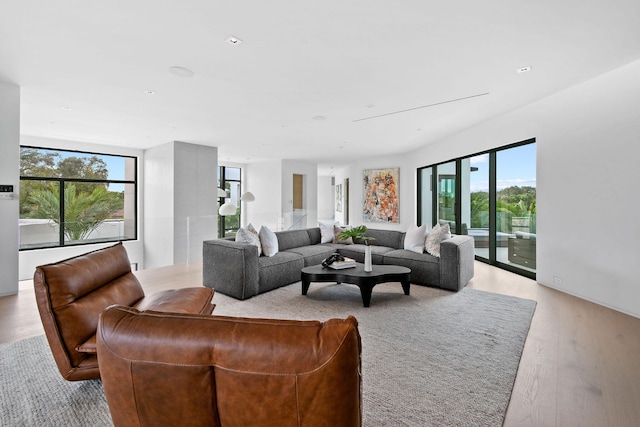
[1,281,535,426]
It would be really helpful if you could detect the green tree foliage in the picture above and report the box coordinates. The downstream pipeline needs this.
[469,186,536,233]
[20,148,124,241]
[27,184,123,241]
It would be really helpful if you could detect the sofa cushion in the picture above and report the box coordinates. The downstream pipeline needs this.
[337,244,395,264]
[276,229,312,251]
[285,245,337,267]
[307,227,323,245]
[258,252,305,293]
[357,228,403,249]
[383,249,440,286]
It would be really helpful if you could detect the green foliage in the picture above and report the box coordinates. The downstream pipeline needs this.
[470,186,536,233]
[339,225,376,245]
[26,184,123,241]
[20,148,123,242]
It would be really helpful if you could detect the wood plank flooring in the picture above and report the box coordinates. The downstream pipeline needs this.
[2,261,639,426]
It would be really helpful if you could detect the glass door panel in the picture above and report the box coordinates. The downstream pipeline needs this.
[436,161,456,231]
[496,144,536,273]
[464,154,490,259]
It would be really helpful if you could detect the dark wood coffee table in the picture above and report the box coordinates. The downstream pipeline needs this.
[301,263,411,307]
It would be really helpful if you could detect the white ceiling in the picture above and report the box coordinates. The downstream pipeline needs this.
[1,1,639,172]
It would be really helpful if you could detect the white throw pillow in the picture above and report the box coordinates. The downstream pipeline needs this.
[319,221,335,243]
[424,223,451,257]
[404,224,426,254]
[235,226,261,256]
[259,225,279,257]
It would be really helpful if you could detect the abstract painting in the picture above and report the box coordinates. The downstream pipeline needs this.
[363,168,399,223]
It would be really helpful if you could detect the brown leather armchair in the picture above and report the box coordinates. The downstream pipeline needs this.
[34,243,215,381]
[97,305,362,427]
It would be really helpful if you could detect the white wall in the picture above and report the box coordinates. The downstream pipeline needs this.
[317,174,335,221]
[17,135,144,280]
[332,154,417,230]
[173,142,218,264]
[401,60,639,318]
[245,160,282,230]
[0,82,19,296]
[144,141,218,269]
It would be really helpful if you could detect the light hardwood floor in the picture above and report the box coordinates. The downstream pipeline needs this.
[2,261,639,426]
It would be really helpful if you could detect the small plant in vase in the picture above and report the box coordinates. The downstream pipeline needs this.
[339,225,376,272]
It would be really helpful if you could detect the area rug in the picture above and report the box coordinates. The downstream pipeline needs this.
[1,283,535,426]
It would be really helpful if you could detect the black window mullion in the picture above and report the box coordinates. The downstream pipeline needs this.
[455,159,462,235]
[489,152,497,262]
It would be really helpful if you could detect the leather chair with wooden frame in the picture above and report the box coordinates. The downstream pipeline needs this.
[34,242,215,381]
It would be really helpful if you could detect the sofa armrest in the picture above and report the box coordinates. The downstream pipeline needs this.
[203,240,260,300]
[439,235,475,291]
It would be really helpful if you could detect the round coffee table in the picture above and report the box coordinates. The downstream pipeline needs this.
[301,263,411,307]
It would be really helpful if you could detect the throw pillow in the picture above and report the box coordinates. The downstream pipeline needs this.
[319,221,335,243]
[246,223,262,255]
[404,224,426,254]
[424,223,451,257]
[259,225,279,257]
[235,226,261,256]
[333,225,353,244]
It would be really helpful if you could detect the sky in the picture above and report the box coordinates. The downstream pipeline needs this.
[470,143,536,192]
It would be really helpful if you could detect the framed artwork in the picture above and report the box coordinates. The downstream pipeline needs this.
[362,168,399,223]
[335,183,343,212]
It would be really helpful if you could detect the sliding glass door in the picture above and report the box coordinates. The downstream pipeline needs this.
[418,139,536,278]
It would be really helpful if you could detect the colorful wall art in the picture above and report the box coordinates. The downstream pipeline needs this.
[362,168,399,223]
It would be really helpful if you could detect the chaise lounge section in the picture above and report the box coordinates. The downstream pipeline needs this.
[203,226,474,300]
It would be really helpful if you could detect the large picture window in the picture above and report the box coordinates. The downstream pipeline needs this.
[418,139,536,278]
[19,146,137,250]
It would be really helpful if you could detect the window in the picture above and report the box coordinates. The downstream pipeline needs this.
[418,139,536,278]
[19,146,137,250]
[218,166,241,238]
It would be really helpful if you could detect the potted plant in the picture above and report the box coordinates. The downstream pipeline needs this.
[339,225,376,272]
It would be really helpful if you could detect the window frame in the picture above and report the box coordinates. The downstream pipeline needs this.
[19,145,138,251]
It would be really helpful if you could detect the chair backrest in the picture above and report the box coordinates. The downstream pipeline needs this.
[97,305,362,427]
[34,243,145,381]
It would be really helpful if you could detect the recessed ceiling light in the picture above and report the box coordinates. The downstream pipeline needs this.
[61,106,72,111]
[226,35,243,45]
[144,90,155,95]
[312,115,327,121]
[517,66,532,73]
[169,66,194,78]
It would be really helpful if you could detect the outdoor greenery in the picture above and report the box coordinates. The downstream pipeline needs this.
[20,148,124,242]
[470,186,536,233]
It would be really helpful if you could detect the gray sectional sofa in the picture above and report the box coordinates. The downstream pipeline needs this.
[202,227,475,300]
